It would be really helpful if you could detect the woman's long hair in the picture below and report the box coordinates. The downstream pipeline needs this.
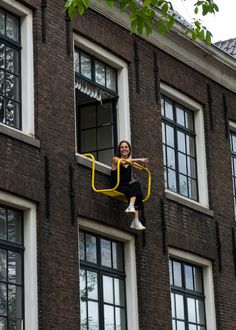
[116,140,132,158]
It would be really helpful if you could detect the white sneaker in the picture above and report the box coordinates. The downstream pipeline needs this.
[130,220,146,230]
[125,205,136,213]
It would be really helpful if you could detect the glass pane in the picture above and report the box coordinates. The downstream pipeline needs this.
[115,307,126,330]
[0,44,4,69]
[160,96,165,116]
[6,14,19,42]
[79,232,85,260]
[103,275,113,304]
[80,268,86,298]
[8,251,22,284]
[9,319,22,330]
[104,305,114,330]
[98,126,113,149]
[198,327,206,330]
[106,67,116,91]
[196,300,205,324]
[0,10,4,36]
[166,125,174,147]
[6,72,17,98]
[0,71,5,95]
[80,300,87,330]
[98,149,113,166]
[87,271,98,300]
[8,285,22,318]
[175,294,184,319]
[80,52,91,79]
[0,283,7,315]
[179,174,188,197]
[185,109,194,130]
[232,134,236,152]
[176,321,185,330]
[0,249,6,281]
[163,146,166,166]
[74,50,80,73]
[6,47,19,74]
[167,169,177,192]
[177,131,186,153]
[0,207,6,240]
[5,101,20,128]
[101,239,112,268]
[171,292,175,318]
[187,298,196,323]
[114,278,125,306]
[80,129,97,153]
[186,136,195,157]
[95,61,105,86]
[85,234,97,264]
[165,99,173,120]
[164,167,167,188]
[172,320,176,330]
[167,147,175,170]
[185,265,193,290]
[162,122,166,144]
[194,267,203,293]
[80,105,96,129]
[88,301,99,329]
[176,106,185,127]
[189,325,197,330]
[189,178,197,200]
[187,157,196,178]
[169,260,173,285]
[112,242,123,271]
[97,103,113,125]
[173,261,182,287]
[8,210,22,244]
[178,153,187,175]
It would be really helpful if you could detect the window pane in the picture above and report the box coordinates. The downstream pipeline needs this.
[232,134,236,152]
[0,249,6,281]
[187,298,196,323]
[171,292,175,317]
[187,157,196,178]
[80,129,97,153]
[178,153,187,175]
[167,147,175,170]
[5,100,20,128]
[0,44,4,69]
[0,283,7,315]
[112,242,123,271]
[80,301,87,330]
[80,269,86,298]
[169,260,173,285]
[166,125,174,147]
[115,307,126,330]
[172,320,176,330]
[104,305,114,330]
[8,319,21,330]
[101,239,112,268]
[189,179,197,200]
[177,131,186,153]
[179,174,188,197]
[6,47,19,74]
[165,99,173,120]
[103,276,113,304]
[80,105,96,129]
[186,136,195,157]
[8,285,22,318]
[0,71,4,95]
[114,278,125,306]
[87,271,98,300]
[8,251,22,284]
[80,232,85,260]
[86,234,97,264]
[97,103,113,125]
[173,261,182,287]
[161,96,165,116]
[98,149,113,166]
[74,50,80,73]
[0,207,6,240]
[80,52,91,79]
[185,265,194,290]
[8,210,22,244]
[176,321,185,330]
[196,300,205,324]
[0,10,4,35]
[6,14,19,42]
[185,109,194,130]
[189,325,197,330]
[98,126,113,149]
[175,294,184,319]
[194,267,203,293]
[167,169,177,192]
[95,61,105,86]
[88,301,99,329]
[106,67,116,91]
[176,106,185,127]
[162,122,166,144]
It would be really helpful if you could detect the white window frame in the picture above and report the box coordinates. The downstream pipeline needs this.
[161,83,209,209]
[0,0,34,137]
[74,34,130,173]
[229,120,236,219]
[0,190,38,330]
[79,217,139,330]
[169,248,217,330]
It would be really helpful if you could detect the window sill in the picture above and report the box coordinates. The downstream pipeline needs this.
[165,190,214,217]
[76,154,111,176]
[0,124,40,148]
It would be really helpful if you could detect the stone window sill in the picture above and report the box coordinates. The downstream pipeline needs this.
[0,124,40,148]
[76,154,111,176]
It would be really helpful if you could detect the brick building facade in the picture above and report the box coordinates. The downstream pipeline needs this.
[0,0,236,329]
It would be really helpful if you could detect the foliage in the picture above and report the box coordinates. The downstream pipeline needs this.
[65,0,219,43]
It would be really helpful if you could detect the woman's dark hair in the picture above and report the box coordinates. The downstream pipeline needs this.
[116,140,132,158]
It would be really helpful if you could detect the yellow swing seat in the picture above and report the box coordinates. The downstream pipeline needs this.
[83,153,151,203]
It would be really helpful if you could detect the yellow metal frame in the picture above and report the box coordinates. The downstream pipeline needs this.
[83,153,151,203]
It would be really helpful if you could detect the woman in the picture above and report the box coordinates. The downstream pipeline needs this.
[111,140,148,230]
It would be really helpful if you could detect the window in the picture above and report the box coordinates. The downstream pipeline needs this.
[0,1,34,136]
[160,83,209,207]
[0,7,21,129]
[169,259,206,330]
[169,248,217,330]
[230,131,236,216]
[74,35,130,168]
[161,95,198,201]
[80,230,127,330]
[0,205,24,330]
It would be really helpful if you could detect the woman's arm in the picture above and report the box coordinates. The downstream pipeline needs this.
[112,157,148,169]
